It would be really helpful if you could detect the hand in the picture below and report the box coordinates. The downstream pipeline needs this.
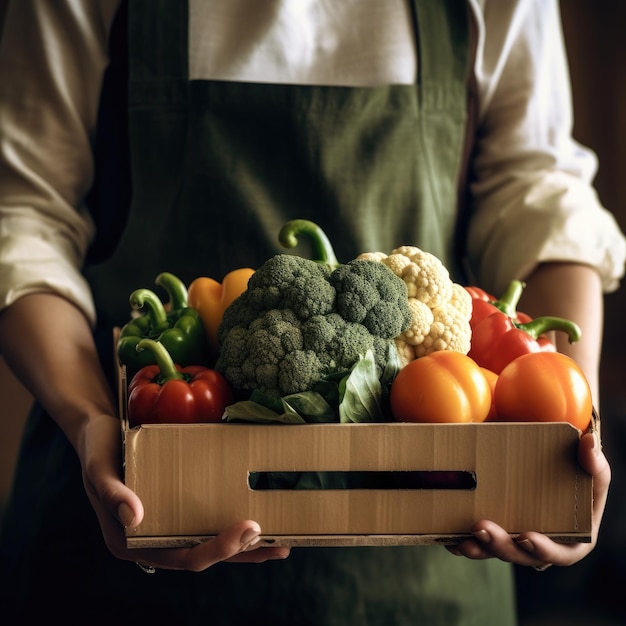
[79,413,290,571]
[446,431,610,568]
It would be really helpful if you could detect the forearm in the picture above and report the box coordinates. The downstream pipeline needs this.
[519,262,603,406]
[0,293,117,454]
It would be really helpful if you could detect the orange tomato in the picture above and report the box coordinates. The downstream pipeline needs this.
[494,351,592,431]
[390,351,492,423]
[480,367,498,421]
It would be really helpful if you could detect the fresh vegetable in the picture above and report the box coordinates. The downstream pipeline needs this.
[188,267,255,358]
[493,351,592,431]
[127,338,233,426]
[117,272,209,377]
[464,285,496,303]
[222,348,399,425]
[278,218,340,269]
[467,280,540,328]
[390,350,492,423]
[480,367,498,421]
[357,246,472,366]
[467,280,582,374]
[215,221,412,398]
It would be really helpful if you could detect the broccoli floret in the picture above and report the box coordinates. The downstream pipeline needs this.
[329,259,412,339]
[302,313,385,372]
[217,254,335,344]
[278,350,325,396]
[246,254,335,319]
[216,308,327,397]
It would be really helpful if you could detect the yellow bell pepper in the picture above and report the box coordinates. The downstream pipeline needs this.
[188,268,255,358]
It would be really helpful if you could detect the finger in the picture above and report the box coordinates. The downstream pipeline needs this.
[453,521,554,568]
[453,522,535,565]
[130,521,290,572]
[578,431,611,532]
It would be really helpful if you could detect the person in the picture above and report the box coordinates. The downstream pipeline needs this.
[0,1,623,624]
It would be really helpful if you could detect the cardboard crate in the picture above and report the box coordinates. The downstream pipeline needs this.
[118,361,593,549]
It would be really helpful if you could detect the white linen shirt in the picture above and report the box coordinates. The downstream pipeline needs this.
[1,0,624,327]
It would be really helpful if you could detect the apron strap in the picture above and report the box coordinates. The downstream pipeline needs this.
[412,0,471,109]
[128,0,189,104]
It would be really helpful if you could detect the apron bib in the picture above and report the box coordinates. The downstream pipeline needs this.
[2,1,517,624]
[86,0,472,330]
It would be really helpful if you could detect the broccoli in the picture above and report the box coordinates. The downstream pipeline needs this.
[218,254,335,340]
[219,308,326,396]
[215,253,412,398]
[329,259,412,339]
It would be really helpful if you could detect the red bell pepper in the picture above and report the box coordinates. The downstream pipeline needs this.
[466,280,581,374]
[127,338,234,426]
[466,280,528,328]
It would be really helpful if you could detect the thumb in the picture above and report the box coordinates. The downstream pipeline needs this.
[112,487,145,530]
[180,520,265,571]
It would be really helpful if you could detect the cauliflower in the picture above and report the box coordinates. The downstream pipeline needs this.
[216,254,411,397]
[358,247,472,366]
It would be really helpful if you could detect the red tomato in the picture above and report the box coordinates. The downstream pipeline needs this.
[390,351,492,423]
[493,351,592,431]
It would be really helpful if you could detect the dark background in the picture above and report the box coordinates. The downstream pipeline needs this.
[1,1,625,624]
[516,2,626,625]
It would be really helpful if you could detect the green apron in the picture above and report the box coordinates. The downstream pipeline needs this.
[1,1,517,624]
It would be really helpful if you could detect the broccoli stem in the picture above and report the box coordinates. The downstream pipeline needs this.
[278,219,340,269]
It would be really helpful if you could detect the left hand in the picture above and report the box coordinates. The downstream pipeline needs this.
[446,431,610,568]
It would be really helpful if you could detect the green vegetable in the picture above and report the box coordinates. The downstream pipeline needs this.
[117,272,209,378]
[223,348,397,425]
[278,218,340,269]
[215,225,412,399]
[358,247,473,365]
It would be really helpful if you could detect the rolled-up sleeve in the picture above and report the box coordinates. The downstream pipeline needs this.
[466,0,626,294]
[0,0,120,327]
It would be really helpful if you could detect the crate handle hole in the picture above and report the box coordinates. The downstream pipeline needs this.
[248,470,476,491]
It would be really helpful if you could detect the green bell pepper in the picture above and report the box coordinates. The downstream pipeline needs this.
[116,272,209,377]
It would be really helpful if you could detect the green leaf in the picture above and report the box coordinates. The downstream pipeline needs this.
[282,391,337,423]
[222,399,306,424]
[381,341,402,387]
[339,349,385,423]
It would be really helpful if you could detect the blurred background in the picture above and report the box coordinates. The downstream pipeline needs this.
[1,1,625,624]
[515,2,626,625]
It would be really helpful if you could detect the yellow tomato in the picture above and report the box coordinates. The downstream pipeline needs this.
[390,351,492,423]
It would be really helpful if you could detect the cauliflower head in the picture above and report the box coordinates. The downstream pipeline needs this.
[358,247,472,367]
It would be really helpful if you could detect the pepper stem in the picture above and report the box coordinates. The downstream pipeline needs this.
[155,272,188,310]
[492,280,525,318]
[278,219,341,269]
[135,338,184,381]
[518,316,582,344]
[129,289,170,334]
